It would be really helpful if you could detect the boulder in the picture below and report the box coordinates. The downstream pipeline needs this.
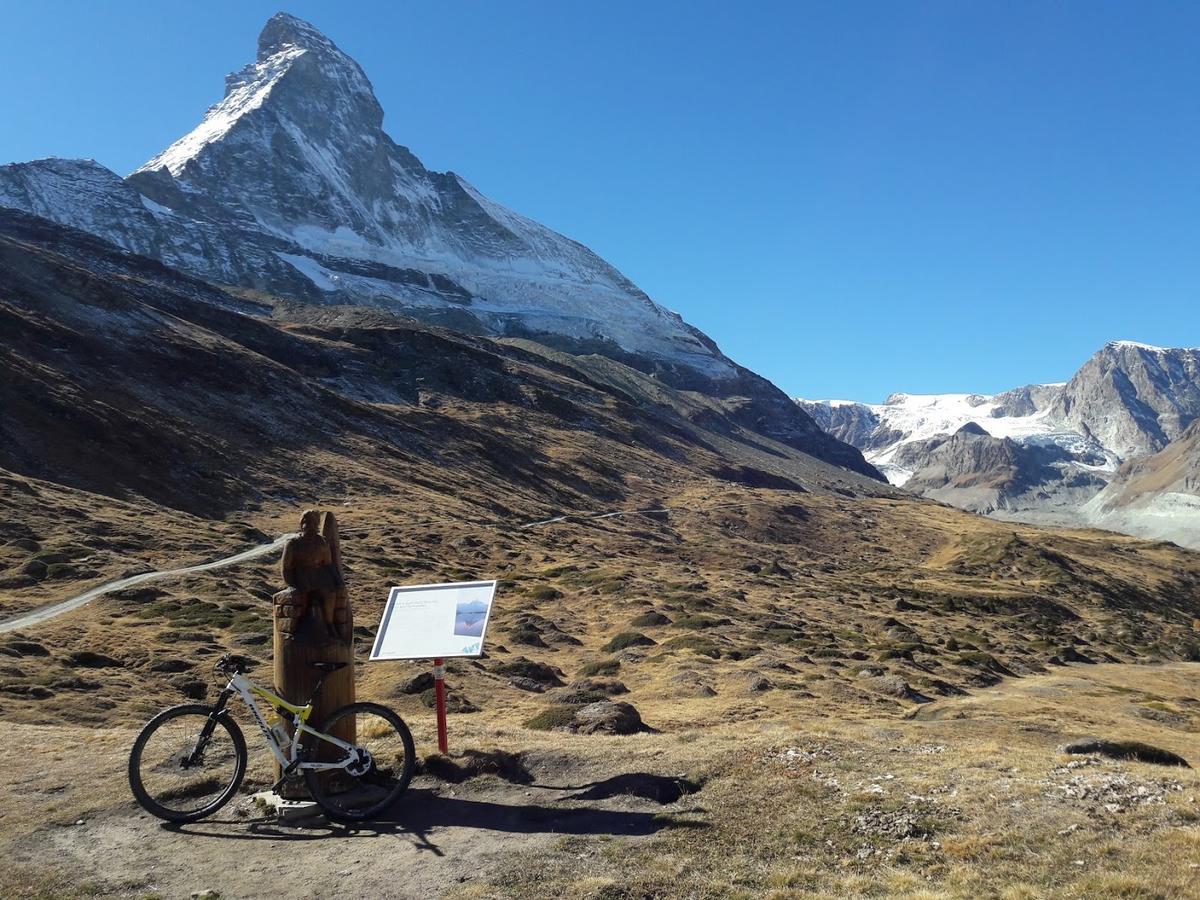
[1064,738,1190,768]
[494,658,564,687]
[398,672,434,694]
[571,701,646,735]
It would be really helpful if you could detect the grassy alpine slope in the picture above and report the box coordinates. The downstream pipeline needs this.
[0,210,1198,897]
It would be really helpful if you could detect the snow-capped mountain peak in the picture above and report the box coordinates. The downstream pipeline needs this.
[0,13,737,378]
[1106,339,1199,354]
[796,387,1084,486]
[138,13,381,181]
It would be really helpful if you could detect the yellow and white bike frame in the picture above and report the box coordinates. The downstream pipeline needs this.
[223,672,357,772]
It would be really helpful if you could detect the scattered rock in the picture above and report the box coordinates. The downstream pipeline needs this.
[494,658,564,687]
[1059,646,1095,665]
[508,676,545,693]
[924,679,967,697]
[234,633,270,646]
[5,641,50,658]
[1046,766,1186,812]
[1064,739,1190,768]
[851,806,930,840]
[747,675,772,692]
[65,651,123,668]
[398,672,434,694]
[571,701,647,735]
[149,659,194,673]
[420,688,479,713]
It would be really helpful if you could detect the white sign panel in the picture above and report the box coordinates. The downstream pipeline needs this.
[369,580,497,661]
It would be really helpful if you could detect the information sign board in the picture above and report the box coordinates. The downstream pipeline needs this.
[369,580,497,661]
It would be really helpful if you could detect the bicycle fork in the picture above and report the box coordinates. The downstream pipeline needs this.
[184,688,234,767]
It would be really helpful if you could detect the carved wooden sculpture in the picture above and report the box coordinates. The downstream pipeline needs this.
[272,509,355,796]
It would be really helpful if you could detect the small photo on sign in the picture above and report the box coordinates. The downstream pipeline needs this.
[454,598,490,637]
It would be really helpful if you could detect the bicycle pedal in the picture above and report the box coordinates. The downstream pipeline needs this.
[269,764,300,794]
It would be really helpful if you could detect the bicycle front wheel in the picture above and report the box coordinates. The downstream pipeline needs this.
[302,701,415,822]
[128,703,247,823]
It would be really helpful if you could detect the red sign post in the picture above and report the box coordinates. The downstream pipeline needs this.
[432,657,449,753]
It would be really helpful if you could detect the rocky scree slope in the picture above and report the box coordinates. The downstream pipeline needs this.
[1081,419,1200,547]
[0,206,888,524]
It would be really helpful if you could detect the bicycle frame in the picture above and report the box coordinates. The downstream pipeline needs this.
[216,672,357,772]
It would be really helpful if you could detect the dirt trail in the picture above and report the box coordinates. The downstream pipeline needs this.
[2,724,689,900]
[0,533,293,634]
[27,779,676,899]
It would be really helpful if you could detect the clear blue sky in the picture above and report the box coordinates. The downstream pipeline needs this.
[3,1,1197,401]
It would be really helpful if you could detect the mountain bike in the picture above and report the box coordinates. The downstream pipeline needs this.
[128,653,414,823]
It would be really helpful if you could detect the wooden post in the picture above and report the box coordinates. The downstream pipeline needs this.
[272,510,355,798]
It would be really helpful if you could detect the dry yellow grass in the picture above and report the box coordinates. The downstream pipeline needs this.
[0,658,1197,898]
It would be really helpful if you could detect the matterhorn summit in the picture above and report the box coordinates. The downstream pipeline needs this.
[0,13,733,377]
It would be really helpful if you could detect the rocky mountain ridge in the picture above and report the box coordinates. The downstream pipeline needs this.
[0,13,879,481]
[0,14,720,375]
[797,341,1200,547]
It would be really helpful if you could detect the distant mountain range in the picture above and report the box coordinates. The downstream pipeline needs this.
[797,341,1200,548]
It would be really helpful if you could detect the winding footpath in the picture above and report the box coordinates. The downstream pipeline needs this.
[0,533,294,634]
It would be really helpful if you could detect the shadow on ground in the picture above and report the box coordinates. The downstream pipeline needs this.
[166,786,706,856]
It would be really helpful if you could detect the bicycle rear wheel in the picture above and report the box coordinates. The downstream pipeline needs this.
[128,704,247,823]
[302,701,415,822]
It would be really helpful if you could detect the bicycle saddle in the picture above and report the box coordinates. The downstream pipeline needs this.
[307,661,348,673]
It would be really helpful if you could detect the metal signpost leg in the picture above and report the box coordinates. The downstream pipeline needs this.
[433,657,449,753]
